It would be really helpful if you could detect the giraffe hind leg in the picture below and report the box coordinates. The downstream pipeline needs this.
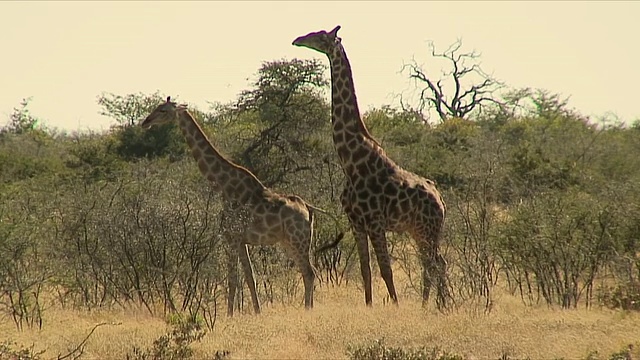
[298,255,316,310]
[419,252,433,305]
[282,222,315,309]
[415,229,449,310]
[434,253,449,310]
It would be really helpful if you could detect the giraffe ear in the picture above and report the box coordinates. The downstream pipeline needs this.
[329,25,341,37]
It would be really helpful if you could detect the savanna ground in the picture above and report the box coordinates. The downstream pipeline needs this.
[2,271,639,360]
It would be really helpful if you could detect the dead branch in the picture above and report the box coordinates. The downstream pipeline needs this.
[400,38,504,122]
[57,322,122,360]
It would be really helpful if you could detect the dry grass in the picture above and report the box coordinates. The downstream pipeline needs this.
[1,278,639,360]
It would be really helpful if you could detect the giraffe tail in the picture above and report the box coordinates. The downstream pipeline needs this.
[315,231,345,254]
[304,202,349,254]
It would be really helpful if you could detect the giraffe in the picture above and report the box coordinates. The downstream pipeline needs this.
[141,96,334,316]
[293,26,450,308]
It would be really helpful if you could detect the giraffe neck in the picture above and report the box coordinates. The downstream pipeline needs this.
[328,42,387,174]
[177,110,267,204]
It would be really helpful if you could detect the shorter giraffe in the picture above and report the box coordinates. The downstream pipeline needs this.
[141,97,335,316]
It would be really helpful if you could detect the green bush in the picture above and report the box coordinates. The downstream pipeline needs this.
[126,314,231,360]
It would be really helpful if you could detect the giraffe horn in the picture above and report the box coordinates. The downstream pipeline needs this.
[166,96,171,103]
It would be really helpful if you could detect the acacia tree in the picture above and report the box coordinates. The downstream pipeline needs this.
[1,98,39,135]
[97,91,168,128]
[97,91,188,160]
[214,58,333,190]
[401,39,503,122]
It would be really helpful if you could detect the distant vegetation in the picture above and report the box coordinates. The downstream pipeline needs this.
[1,38,639,353]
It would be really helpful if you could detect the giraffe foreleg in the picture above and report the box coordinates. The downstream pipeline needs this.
[369,229,399,305]
[353,229,373,306]
[238,242,261,315]
[226,245,239,317]
[342,188,375,306]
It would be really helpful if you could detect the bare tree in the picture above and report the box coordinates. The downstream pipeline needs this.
[401,39,503,122]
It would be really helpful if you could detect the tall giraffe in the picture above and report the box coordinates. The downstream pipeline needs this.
[293,26,449,308]
[141,97,329,316]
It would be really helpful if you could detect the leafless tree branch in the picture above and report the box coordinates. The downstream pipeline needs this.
[400,38,504,122]
[57,322,121,360]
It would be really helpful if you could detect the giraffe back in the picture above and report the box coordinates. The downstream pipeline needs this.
[242,192,313,248]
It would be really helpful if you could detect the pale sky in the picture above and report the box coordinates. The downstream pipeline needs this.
[1,1,638,132]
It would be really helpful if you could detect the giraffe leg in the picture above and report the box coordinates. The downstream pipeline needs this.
[425,252,448,309]
[226,245,239,317]
[342,188,373,306]
[353,229,373,306]
[282,241,315,310]
[282,219,315,310]
[416,231,448,309]
[302,259,315,310]
[435,252,448,309]
[221,208,242,317]
[369,230,398,305]
[238,243,261,315]
[418,246,433,305]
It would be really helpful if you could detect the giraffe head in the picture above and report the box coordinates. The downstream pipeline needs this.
[141,96,187,129]
[292,25,341,55]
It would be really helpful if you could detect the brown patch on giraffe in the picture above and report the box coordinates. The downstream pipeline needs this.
[367,179,383,194]
[384,182,397,196]
[359,198,370,214]
[242,177,257,190]
[333,117,344,131]
[351,146,368,162]
[228,178,241,191]
[340,89,351,102]
[340,68,350,80]
[208,158,220,173]
[186,137,196,148]
[196,159,208,173]
[265,213,279,225]
[336,144,351,162]
[354,161,368,176]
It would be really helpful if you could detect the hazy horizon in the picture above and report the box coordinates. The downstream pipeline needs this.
[1,1,638,132]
